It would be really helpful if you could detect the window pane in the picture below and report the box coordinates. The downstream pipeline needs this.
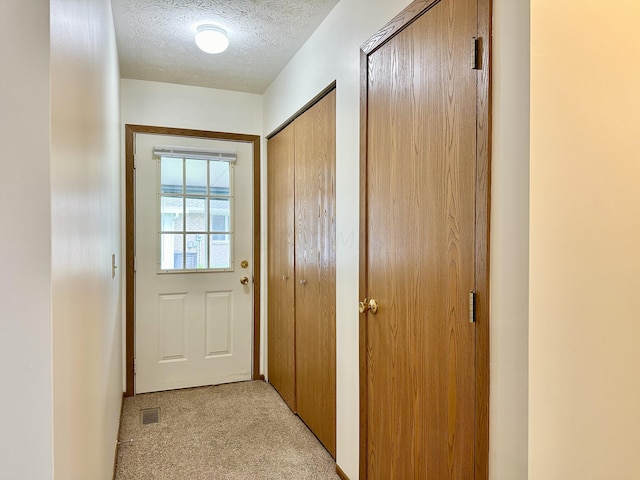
[160,157,183,193]
[185,197,207,231]
[186,234,208,269]
[209,198,230,232]
[209,161,230,195]
[158,156,234,272]
[210,234,231,269]
[160,234,183,270]
[160,196,183,232]
[185,159,207,195]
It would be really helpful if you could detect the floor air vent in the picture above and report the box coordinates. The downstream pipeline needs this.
[141,407,160,425]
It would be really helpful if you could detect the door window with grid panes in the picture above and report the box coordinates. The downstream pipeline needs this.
[159,156,234,271]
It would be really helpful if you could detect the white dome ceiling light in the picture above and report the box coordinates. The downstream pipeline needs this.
[195,25,229,54]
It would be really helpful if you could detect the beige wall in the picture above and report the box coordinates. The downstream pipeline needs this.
[0,1,53,478]
[50,0,123,478]
[0,0,123,478]
[530,1,640,479]
[490,0,530,478]
[120,79,263,135]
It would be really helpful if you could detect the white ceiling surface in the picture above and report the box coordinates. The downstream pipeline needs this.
[111,0,340,94]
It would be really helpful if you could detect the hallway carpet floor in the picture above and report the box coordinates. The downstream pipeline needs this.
[115,380,339,480]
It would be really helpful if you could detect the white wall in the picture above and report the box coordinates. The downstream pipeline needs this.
[490,0,529,478]
[264,0,531,478]
[50,0,123,478]
[0,1,53,478]
[120,79,264,375]
[121,79,263,135]
[529,1,640,479]
[0,1,123,479]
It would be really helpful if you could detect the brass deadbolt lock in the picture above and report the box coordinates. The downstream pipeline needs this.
[240,260,249,269]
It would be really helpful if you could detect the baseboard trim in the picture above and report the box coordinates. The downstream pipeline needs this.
[336,464,350,480]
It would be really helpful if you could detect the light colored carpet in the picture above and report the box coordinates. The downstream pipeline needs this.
[114,380,340,480]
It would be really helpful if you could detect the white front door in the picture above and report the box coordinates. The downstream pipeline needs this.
[135,133,253,394]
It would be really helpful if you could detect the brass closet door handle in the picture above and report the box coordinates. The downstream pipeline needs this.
[240,276,249,285]
[359,298,379,314]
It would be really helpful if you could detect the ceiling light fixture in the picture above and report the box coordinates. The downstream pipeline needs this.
[195,25,229,54]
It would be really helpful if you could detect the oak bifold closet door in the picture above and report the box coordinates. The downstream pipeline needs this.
[268,88,336,457]
[267,123,296,410]
[294,90,336,457]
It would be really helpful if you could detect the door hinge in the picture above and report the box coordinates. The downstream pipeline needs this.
[134,256,137,272]
[469,291,476,323]
[134,358,137,374]
[133,154,137,169]
[472,37,481,70]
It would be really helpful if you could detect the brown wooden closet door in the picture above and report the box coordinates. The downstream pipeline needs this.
[362,0,481,478]
[267,123,296,411]
[295,89,337,456]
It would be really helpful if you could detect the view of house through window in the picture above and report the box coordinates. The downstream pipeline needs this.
[159,156,233,271]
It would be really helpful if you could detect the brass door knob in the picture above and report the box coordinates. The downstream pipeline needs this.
[359,298,379,314]
[299,279,307,286]
[240,276,249,285]
[368,298,379,314]
[359,300,368,313]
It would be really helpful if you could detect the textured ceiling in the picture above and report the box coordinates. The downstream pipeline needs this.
[111,0,340,94]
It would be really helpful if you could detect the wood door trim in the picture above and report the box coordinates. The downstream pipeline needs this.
[124,124,262,397]
[336,465,351,480]
[360,0,441,55]
[358,47,369,479]
[266,81,337,140]
[358,0,491,478]
[474,1,492,476]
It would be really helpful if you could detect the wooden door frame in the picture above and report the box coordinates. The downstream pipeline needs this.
[358,0,491,478]
[124,124,262,397]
